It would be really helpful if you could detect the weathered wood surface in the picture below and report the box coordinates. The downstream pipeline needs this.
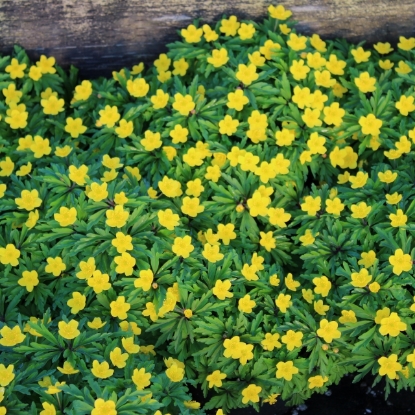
[0,0,414,78]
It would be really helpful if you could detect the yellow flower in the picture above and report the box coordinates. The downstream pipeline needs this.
[395,95,415,116]
[64,117,87,138]
[91,360,114,379]
[325,197,344,216]
[98,105,120,127]
[351,268,372,288]
[395,61,412,74]
[276,360,300,382]
[302,108,322,128]
[227,89,249,111]
[378,354,402,379]
[41,95,65,115]
[110,232,133,254]
[261,333,281,351]
[314,300,330,315]
[184,401,201,410]
[172,93,195,116]
[308,375,329,389]
[398,36,415,51]
[172,235,194,258]
[339,310,357,324]
[15,189,42,211]
[134,269,154,291]
[238,295,256,313]
[259,39,281,60]
[110,296,131,320]
[39,402,56,415]
[202,244,224,263]
[132,367,152,390]
[212,279,233,300]
[299,229,318,246]
[0,325,25,347]
[375,308,391,324]
[379,59,394,70]
[151,89,169,109]
[290,59,310,80]
[323,102,345,126]
[126,77,149,98]
[58,320,80,340]
[87,317,106,330]
[110,347,129,368]
[166,364,185,382]
[275,293,291,313]
[325,54,346,75]
[173,58,189,76]
[259,231,276,252]
[285,273,300,291]
[106,205,129,228]
[203,24,219,42]
[45,381,66,395]
[57,361,79,375]
[313,276,331,297]
[263,393,281,405]
[389,209,408,227]
[181,196,204,217]
[158,176,182,198]
[389,249,412,276]
[45,256,66,276]
[6,58,26,78]
[18,270,39,292]
[68,164,89,186]
[350,202,371,219]
[317,319,341,343]
[205,370,227,388]
[91,399,117,415]
[359,113,382,136]
[16,162,32,177]
[55,145,72,157]
[0,244,21,267]
[301,195,321,216]
[307,132,326,154]
[87,182,108,203]
[287,33,307,51]
[184,309,193,319]
[220,15,240,36]
[281,330,303,351]
[235,63,258,86]
[369,282,381,293]
[2,83,22,104]
[268,4,292,20]
[351,47,371,63]
[378,170,397,183]
[28,135,51,158]
[73,80,92,101]
[114,252,136,276]
[207,48,229,68]
[374,42,393,54]
[67,292,86,314]
[0,364,15,387]
[379,312,407,337]
[242,384,262,404]
[141,130,162,151]
[181,24,203,43]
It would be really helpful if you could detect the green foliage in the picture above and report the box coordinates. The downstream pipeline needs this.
[1,3,415,415]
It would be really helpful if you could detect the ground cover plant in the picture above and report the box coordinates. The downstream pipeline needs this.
[1,3,415,414]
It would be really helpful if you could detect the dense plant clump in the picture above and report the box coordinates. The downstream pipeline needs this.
[2,3,415,414]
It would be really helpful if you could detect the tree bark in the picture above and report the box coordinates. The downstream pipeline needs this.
[0,0,414,78]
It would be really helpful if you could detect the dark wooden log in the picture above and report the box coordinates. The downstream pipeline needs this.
[0,0,414,79]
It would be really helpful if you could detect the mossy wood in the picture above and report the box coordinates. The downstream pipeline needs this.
[0,0,413,78]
